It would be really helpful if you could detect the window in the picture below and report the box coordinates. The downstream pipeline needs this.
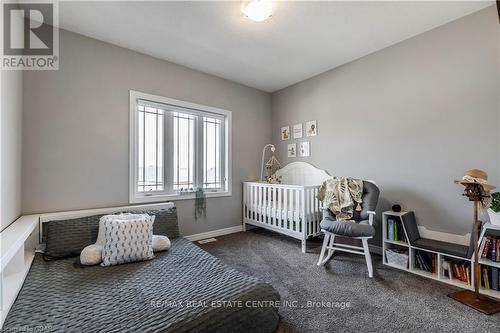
[130,91,231,203]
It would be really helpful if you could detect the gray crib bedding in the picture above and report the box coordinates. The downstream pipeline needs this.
[3,238,280,333]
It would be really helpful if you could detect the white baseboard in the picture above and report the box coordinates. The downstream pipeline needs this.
[418,226,470,246]
[185,225,243,242]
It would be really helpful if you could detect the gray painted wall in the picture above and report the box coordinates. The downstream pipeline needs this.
[1,69,23,231]
[498,12,500,187]
[22,30,272,236]
[271,7,500,240]
[20,8,499,240]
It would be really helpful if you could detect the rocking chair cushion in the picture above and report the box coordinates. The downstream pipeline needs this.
[320,219,375,238]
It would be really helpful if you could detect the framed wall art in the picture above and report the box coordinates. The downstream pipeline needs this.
[281,126,290,140]
[293,123,303,139]
[299,141,310,157]
[306,120,317,137]
[287,143,297,157]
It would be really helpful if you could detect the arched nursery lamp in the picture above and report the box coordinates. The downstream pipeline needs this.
[449,169,500,314]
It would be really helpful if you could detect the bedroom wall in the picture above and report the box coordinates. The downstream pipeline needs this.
[498,12,500,188]
[22,29,272,236]
[271,7,500,240]
[1,69,23,232]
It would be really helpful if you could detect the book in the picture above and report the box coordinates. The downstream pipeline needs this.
[454,263,460,281]
[415,251,427,271]
[460,264,468,283]
[450,263,455,279]
[423,252,432,272]
[458,264,464,283]
[491,239,497,262]
[415,254,421,270]
[482,237,491,258]
[388,219,394,241]
[394,221,398,241]
[483,267,490,289]
[497,239,500,261]
[415,252,423,270]
[414,252,422,270]
[452,263,461,281]
[492,267,499,291]
[423,254,430,272]
[417,251,432,272]
[479,237,487,258]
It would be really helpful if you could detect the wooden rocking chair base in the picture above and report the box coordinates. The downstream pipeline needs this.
[317,230,374,278]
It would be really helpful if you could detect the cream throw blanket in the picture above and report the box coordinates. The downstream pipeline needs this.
[317,177,363,221]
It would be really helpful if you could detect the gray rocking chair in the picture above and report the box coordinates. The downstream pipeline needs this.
[316,181,380,277]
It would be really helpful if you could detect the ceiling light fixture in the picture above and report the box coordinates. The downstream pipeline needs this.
[242,0,273,22]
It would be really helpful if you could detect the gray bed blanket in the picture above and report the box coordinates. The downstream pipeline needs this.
[3,238,280,333]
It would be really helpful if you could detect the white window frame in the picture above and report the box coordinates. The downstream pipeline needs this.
[129,90,232,203]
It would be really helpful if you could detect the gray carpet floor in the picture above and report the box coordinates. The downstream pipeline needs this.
[199,228,500,333]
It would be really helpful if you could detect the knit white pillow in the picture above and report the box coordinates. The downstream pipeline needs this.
[96,213,152,246]
[80,244,103,265]
[101,215,154,266]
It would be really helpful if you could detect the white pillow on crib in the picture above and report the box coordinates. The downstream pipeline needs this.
[80,244,103,265]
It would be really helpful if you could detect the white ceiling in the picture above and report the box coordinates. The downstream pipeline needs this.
[59,1,493,92]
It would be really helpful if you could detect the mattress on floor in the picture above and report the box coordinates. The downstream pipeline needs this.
[3,237,280,333]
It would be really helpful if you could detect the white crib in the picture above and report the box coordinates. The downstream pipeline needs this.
[243,162,332,253]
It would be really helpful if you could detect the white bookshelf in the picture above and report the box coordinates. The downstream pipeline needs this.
[479,258,500,269]
[0,215,39,328]
[382,211,500,300]
[477,223,500,294]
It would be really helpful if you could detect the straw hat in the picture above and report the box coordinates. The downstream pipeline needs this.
[454,169,496,191]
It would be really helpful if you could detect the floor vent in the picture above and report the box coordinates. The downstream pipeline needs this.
[198,238,217,244]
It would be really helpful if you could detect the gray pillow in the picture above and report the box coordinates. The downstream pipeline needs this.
[43,214,103,259]
[43,206,179,260]
[129,207,180,238]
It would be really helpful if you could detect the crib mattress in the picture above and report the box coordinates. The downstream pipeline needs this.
[247,204,321,221]
[3,238,280,333]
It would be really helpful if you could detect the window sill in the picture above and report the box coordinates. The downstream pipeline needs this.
[130,190,232,204]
